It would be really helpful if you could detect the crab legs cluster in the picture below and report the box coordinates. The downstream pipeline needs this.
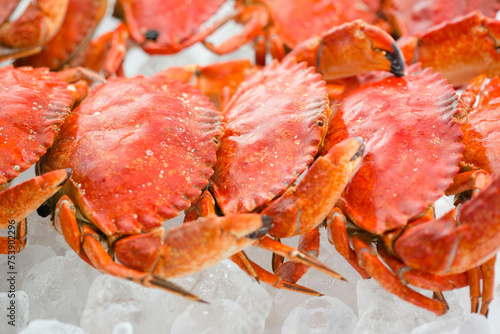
[2,0,500,317]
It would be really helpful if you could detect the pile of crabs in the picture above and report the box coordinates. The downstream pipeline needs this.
[1,0,500,318]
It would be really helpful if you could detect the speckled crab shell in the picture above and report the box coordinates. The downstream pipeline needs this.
[321,64,464,234]
[260,0,380,48]
[41,74,223,237]
[15,0,107,70]
[210,59,331,214]
[116,0,225,48]
[0,66,73,186]
[461,76,500,179]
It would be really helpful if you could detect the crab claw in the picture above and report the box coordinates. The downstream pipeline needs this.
[263,136,364,238]
[394,176,500,275]
[285,20,405,81]
[0,168,71,226]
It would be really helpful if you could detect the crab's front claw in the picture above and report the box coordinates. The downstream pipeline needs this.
[114,214,274,278]
[285,20,405,81]
[263,137,364,238]
[395,176,500,275]
[0,168,71,227]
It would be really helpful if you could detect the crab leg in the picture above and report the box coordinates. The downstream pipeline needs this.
[202,5,269,57]
[272,228,320,283]
[479,256,496,315]
[258,137,362,281]
[326,208,371,279]
[0,169,71,226]
[352,236,449,315]
[231,253,322,296]
[0,219,26,254]
[55,195,275,301]
[263,137,364,238]
[184,191,332,293]
[376,243,469,291]
[395,176,500,275]
[285,20,405,81]
[256,236,345,281]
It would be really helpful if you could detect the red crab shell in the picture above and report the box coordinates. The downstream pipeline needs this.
[460,76,500,178]
[321,64,464,234]
[0,66,72,186]
[257,0,380,49]
[14,0,107,70]
[41,75,223,236]
[114,0,226,53]
[0,0,69,59]
[385,0,499,36]
[210,59,330,214]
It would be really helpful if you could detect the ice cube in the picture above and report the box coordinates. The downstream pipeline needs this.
[0,290,28,334]
[0,245,56,291]
[354,279,437,334]
[488,298,500,334]
[24,212,70,255]
[81,274,186,334]
[21,250,100,326]
[171,299,254,334]
[176,259,272,328]
[19,319,85,334]
[281,296,358,334]
[112,322,134,334]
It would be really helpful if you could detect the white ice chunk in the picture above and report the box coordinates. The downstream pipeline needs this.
[0,290,28,333]
[81,275,185,334]
[281,296,358,334]
[19,319,84,334]
[488,298,500,334]
[0,245,56,291]
[263,231,361,328]
[21,250,100,326]
[171,299,254,334]
[112,322,134,334]
[354,279,437,334]
[24,212,71,255]
[81,259,271,334]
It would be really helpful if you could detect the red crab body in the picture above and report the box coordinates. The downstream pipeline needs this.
[40,70,271,300]
[322,64,477,315]
[457,75,500,179]
[399,11,500,86]
[383,0,499,36]
[251,0,380,49]
[182,59,365,294]
[114,0,226,54]
[0,0,69,60]
[0,66,87,253]
[14,0,108,71]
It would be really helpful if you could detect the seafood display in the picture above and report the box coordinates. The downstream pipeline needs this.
[2,0,500,332]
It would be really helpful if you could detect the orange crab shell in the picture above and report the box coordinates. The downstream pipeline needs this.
[258,0,381,49]
[384,0,499,36]
[0,66,73,185]
[42,75,223,237]
[321,64,464,234]
[210,59,331,214]
[14,0,107,70]
[460,76,500,178]
[0,0,69,49]
[115,0,226,52]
